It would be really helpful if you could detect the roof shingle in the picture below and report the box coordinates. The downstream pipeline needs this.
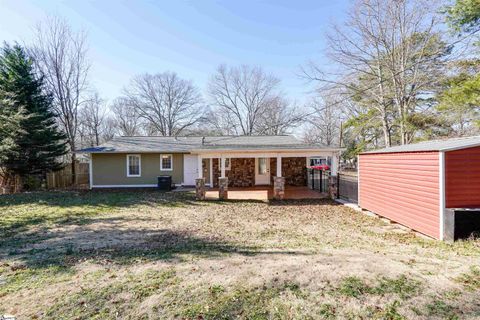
[362,135,480,154]
[78,135,335,153]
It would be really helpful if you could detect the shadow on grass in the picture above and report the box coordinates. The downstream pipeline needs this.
[0,189,200,208]
[4,225,310,271]
[0,190,204,242]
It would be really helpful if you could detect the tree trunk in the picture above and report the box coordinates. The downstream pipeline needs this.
[382,116,391,148]
[71,153,77,186]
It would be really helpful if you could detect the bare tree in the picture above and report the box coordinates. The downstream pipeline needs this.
[255,97,305,135]
[208,64,285,135]
[123,72,204,136]
[303,96,342,146]
[30,15,90,182]
[78,92,107,147]
[110,97,142,136]
[304,0,449,147]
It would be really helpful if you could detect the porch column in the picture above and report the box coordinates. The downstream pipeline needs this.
[195,178,206,200]
[276,155,282,177]
[273,177,285,200]
[273,155,284,200]
[220,155,226,178]
[197,155,203,178]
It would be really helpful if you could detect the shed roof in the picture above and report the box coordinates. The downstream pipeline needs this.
[362,135,480,154]
[78,135,336,153]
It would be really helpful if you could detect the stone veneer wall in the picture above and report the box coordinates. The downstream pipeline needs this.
[212,157,306,187]
[282,157,307,186]
[212,158,255,187]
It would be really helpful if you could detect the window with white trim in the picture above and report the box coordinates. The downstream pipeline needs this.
[127,155,141,177]
[224,158,231,170]
[160,154,173,171]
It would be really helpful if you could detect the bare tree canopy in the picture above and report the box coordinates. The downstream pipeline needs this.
[110,97,142,136]
[208,64,303,135]
[303,96,342,146]
[30,15,90,181]
[305,0,450,147]
[123,72,204,136]
[78,92,108,147]
[255,96,305,135]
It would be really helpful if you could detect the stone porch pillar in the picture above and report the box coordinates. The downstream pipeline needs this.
[218,177,228,200]
[195,178,206,200]
[329,175,338,199]
[273,176,285,200]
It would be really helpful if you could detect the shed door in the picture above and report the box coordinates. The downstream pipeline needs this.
[183,155,198,186]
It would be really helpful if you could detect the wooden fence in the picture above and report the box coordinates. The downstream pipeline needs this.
[46,163,90,189]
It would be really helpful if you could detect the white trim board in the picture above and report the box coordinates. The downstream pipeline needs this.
[195,151,337,159]
[93,184,157,188]
[439,151,446,240]
[92,184,182,188]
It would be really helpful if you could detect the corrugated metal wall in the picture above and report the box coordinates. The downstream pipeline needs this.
[359,152,440,239]
[445,146,480,208]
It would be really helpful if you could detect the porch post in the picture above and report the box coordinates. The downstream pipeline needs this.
[195,177,206,200]
[220,155,226,178]
[274,154,284,200]
[276,155,282,177]
[197,155,203,178]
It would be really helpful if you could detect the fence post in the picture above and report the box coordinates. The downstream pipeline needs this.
[313,169,316,191]
[319,170,323,192]
[337,173,340,199]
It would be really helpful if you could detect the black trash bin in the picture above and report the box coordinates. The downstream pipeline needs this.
[157,175,172,191]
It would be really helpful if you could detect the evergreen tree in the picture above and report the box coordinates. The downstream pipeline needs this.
[0,88,24,171]
[0,43,67,183]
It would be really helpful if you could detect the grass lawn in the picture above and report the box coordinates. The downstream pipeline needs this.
[0,190,479,319]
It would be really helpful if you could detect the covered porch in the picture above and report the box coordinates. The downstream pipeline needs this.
[193,150,339,201]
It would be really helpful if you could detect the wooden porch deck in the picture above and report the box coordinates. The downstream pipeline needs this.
[205,186,328,201]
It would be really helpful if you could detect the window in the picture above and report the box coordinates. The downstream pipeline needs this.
[224,158,231,170]
[160,154,173,171]
[127,155,141,177]
[258,158,267,174]
[310,157,326,166]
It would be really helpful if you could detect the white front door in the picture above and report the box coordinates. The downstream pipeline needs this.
[255,157,270,185]
[183,155,198,186]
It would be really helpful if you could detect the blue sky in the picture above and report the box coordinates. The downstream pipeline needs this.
[0,0,349,103]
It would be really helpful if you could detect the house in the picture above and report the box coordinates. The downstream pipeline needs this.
[358,135,480,241]
[78,135,341,191]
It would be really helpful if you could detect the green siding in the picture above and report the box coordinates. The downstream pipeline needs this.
[92,153,184,186]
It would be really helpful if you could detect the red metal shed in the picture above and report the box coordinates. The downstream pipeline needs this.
[358,136,480,240]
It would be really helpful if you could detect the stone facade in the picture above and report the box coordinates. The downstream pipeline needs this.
[211,157,306,187]
[273,176,285,200]
[282,157,307,186]
[329,175,338,199]
[212,158,255,187]
[195,178,205,200]
[218,177,228,200]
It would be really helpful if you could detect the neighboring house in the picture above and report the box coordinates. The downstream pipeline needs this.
[78,135,341,189]
[358,135,480,241]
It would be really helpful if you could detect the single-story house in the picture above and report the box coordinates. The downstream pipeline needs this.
[358,135,480,241]
[78,135,341,190]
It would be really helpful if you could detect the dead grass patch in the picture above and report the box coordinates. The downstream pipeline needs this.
[0,191,479,319]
